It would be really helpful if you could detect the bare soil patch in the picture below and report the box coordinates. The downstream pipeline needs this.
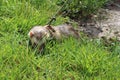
[78,1,120,41]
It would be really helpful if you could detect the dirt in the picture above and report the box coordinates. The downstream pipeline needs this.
[79,1,120,41]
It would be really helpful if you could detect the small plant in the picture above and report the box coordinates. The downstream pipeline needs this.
[57,0,108,20]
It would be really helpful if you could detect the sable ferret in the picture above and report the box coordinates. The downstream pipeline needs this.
[28,24,80,52]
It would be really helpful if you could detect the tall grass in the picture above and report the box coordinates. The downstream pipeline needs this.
[0,0,120,80]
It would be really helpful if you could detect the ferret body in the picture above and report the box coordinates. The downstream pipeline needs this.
[28,24,79,52]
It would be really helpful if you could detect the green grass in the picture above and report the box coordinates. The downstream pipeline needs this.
[0,0,120,80]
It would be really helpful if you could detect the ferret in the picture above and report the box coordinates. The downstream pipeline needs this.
[28,24,80,52]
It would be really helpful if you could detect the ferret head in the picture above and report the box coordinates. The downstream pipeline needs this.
[28,26,50,48]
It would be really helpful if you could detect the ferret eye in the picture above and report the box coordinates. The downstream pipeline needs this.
[36,32,43,40]
[36,36,42,40]
[36,36,40,40]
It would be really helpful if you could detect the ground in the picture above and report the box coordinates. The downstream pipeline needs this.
[79,1,120,41]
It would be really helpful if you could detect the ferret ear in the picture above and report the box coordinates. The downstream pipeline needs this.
[29,31,34,38]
